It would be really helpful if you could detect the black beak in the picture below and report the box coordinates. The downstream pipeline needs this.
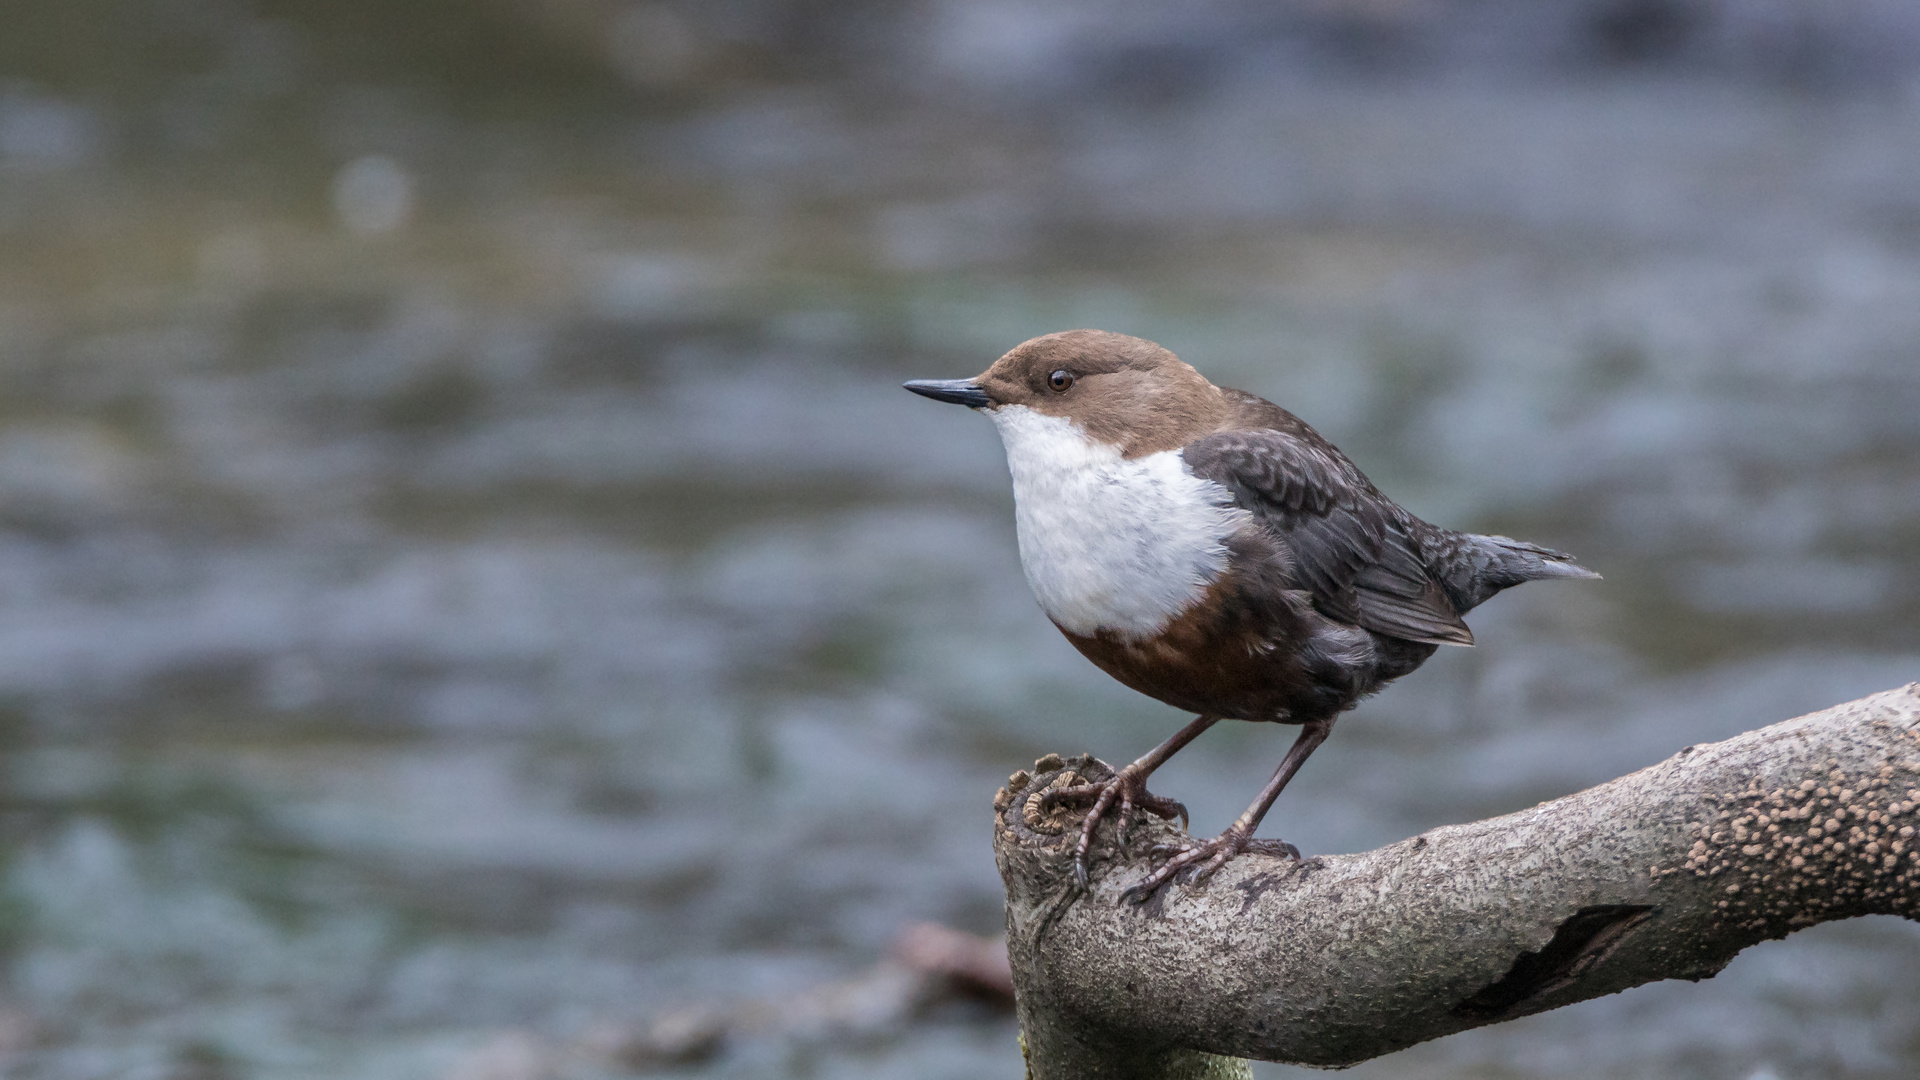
[903,379,992,408]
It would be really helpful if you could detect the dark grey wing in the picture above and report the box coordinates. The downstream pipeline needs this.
[1181,429,1474,646]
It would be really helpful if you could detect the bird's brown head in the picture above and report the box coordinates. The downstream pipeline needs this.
[904,329,1228,457]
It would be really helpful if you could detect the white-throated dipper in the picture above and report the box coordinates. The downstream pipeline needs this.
[905,329,1600,902]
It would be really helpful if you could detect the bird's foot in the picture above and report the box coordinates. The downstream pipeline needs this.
[1118,827,1300,904]
[1040,764,1188,888]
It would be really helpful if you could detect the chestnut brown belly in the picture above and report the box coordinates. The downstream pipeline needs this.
[1057,576,1438,723]
[1059,585,1324,722]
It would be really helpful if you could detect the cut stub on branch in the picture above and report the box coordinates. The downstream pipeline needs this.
[993,685,1920,1079]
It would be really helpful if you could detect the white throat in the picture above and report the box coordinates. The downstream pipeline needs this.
[986,405,1247,641]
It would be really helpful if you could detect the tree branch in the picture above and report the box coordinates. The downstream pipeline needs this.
[993,684,1920,1079]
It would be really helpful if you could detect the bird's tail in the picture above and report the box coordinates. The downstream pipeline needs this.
[1423,531,1601,614]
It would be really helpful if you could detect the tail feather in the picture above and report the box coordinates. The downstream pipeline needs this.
[1523,556,1604,582]
[1422,531,1600,614]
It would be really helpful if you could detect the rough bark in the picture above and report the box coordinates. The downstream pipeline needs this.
[993,684,1920,1079]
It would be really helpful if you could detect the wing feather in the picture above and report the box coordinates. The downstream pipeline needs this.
[1182,427,1472,646]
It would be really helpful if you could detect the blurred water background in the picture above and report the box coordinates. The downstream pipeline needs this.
[1,1,1919,1077]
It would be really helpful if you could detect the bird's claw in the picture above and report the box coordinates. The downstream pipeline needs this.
[1039,767,1187,888]
[1243,837,1301,861]
[1120,827,1301,904]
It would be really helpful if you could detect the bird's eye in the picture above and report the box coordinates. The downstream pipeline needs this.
[1047,370,1074,392]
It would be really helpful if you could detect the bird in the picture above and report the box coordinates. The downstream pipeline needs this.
[904,329,1600,902]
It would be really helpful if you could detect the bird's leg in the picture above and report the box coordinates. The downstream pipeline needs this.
[1120,715,1332,904]
[1041,714,1219,887]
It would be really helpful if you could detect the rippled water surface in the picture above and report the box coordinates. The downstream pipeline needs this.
[1,2,1919,1077]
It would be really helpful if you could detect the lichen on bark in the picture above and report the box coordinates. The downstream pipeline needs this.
[994,685,1920,1078]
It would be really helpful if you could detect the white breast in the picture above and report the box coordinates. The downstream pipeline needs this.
[987,405,1248,641]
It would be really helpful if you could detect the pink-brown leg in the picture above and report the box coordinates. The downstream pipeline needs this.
[1041,714,1219,887]
[1120,715,1332,904]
